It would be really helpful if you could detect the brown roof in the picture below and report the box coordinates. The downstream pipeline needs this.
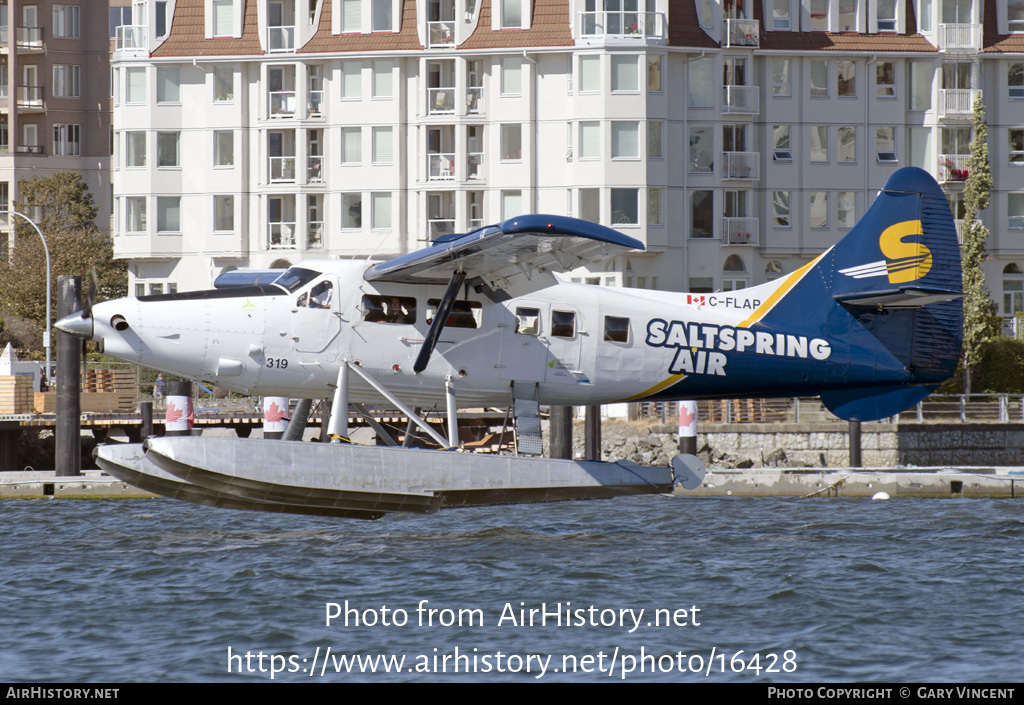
[459,0,572,50]
[152,0,263,57]
[759,0,936,53]
[300,0,424,53]
[983,0,1024,53]
[667,0,718,48]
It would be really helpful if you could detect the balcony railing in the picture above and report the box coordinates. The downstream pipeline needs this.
[307,220,324,249]
[467,152,483,180]
[16,85,43,107]
[468,218,483,231]
[15,27,42,49]
[939,23,982,51]
[722,217,759,245]
[427,21,455,47]
[428,218,456,239]
[115,25,147,51]
[0,84,7,99]
[269,156,296,182]
[722,151,759,179]
[578,11,665,39]
[15,144,44,155]
[723,85,758,114]
[466,86,483,114]
[307,90,323,117]
[268,90,296,117]
[938,89,981,119]
[428,152,455,181]
[307,155,323,183]
[427,87,455,114]
[724,18,759,48]
[938,154,970,183]
[267,26,295,53]
[269,221,296,249]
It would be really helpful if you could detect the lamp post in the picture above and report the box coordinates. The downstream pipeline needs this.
[1,210,51,386]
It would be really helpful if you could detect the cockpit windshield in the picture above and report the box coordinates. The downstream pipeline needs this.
[273,267,321,293]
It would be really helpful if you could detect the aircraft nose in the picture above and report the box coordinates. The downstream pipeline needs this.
[55,311,94,340]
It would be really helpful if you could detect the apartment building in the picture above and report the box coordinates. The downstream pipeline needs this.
[109,0,1024,326]
[0,1,114,241]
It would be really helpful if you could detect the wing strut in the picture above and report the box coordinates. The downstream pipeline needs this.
[413,269,466,374]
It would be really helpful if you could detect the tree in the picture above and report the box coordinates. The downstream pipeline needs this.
[0,172,127,353]
[960,96,1001,394]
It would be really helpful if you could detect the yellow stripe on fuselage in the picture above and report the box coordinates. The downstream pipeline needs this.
[624,373,686,402]
[738,251,827,329]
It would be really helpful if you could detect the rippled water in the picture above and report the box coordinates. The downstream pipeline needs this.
[2,495,1022,682]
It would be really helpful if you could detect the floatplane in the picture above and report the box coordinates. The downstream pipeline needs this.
[57,167,962,519]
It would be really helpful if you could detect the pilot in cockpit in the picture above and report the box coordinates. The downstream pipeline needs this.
[310,281,333,309]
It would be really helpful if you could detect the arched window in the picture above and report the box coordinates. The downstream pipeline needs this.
[723,255,748,291]
[1004,263,1024,316]
[765,260,785,281]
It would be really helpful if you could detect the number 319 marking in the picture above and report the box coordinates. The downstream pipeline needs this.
[266,358,289,369]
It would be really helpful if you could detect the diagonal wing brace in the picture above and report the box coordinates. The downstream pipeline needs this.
[413,269,466,374]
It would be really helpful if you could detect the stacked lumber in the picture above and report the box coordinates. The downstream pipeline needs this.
[0,375,36,414]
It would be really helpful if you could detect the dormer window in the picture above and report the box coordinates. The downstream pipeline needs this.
[877,0,897,31]
[772,0,790,29]
[1011,0,1024,31]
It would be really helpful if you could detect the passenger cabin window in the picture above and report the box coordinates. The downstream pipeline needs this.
[551,310,576,338]
[427,299,482,328]
[363,295,416,324]
[515,307,540,335]
[604,316,630,343]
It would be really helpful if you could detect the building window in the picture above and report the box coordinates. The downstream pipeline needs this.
[340,0,360,31]
[502,190,523,219]
[648,121,663,159]
[155,1,169,37]
[500,0,523,29]
[214,195,234,232]
[689,125,714,172]
[52,65,80,98]
[910,62,932,110]
[127,132,146,167]
[214,66,233,101]
[647,55,663,92]
[157,197,181,232]
[810,61,828,98]
[53,124,80,156]
[127,197,147,232]
[838,126,856,163]
[372,126,393,164]
[1011,64,1024,99]
[501,124,522,161]
[501,57,522,96]
[877,127,898,162]
[126,67,146,104]
[773,125,792,161]
[212,0,234,37]
[157,67,180,103]
[214,131,233,166]
[772,0,790,29]
[810,191,829,228]
[810,0,828,30]
[691,190,713,238]
[1010,195,1024,230]
[877,0,897,31]
[648,188,663,226]
[371,192,392,228]
[838,0,857,30]
[157,132,180,167]
[342,127,361,164]
[342,193,362,229]
[1006,265,1024,317]
[372,61,393,98]
[772,190,790,227]
[688,57,714,107]
[810,126,828,162]
[611,122,638,159]
[109,6,132,38]
[611,55,638,92]
[838,191,855,228]
[772,59,790,96]
[579,55,600,93]
[341,61,361,99]
[837,60,855,97]
[877,62,896,97]
[1011,0,1024,31]
[371,0,393,31]
[579,121,599,159]
[579,188,599,222]
[52,5,81,38]
[611,189,638,225]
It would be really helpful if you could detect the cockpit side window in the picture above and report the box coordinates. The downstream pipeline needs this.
[362,294,416,324]
[309,281,333,308]
[274,267,321,293]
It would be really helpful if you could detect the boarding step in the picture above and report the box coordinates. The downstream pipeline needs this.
[514,398,543,455]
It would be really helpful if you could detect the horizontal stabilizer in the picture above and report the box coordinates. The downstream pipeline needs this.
[835,287,963,309]
[821,384,937,422]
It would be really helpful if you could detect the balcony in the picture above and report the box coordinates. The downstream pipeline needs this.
[427,87,455,115]
[722,85,758,114]
[307,155,323,183]
[577,11,665,41]
[938,154,970,183]
[427,21,455,47]
[939,23,982,52]
[16,85,43,109]
[467,86,483,114]
[307,220,324,249]
[938,89,981,119]
[722,151,759,180]
[15,144,44,155]
[428,218,455,239]
[15,27,42,51]
[269,221,296,249]
[724,19,759,48]
[722,217,759,246]
[307,90,323,117]
[268,90,296,117]
[115,25,147,57]
[269,156,296,182]
[267,26,295,53]
[428,152,455,181]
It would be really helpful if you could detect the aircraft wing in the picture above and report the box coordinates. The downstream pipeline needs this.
[364,215,644,294]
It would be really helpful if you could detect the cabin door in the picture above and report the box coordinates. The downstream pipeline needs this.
[290,275,342,353]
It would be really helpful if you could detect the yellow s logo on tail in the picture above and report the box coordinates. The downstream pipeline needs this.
[879,220,931,283]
